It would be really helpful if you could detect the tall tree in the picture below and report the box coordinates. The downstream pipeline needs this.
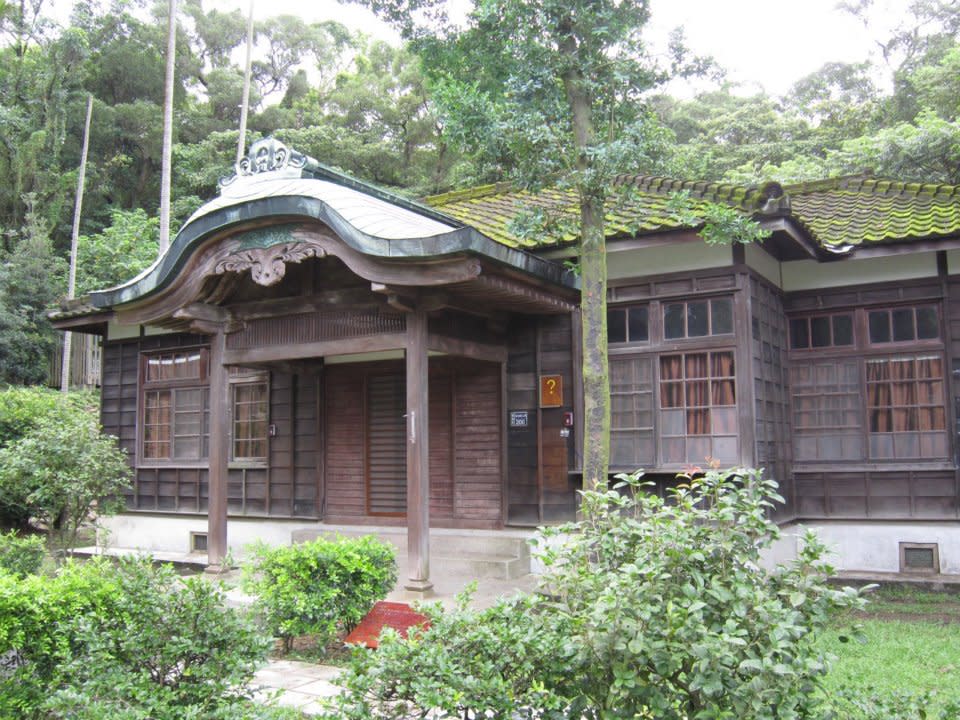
[351,0,701,487]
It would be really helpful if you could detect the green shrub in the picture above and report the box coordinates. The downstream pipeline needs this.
[0,558,122,716]
[0,388,131,549]
[243,535,397,652]
[817,688,960,719]
[0,557,271,719]
[319,467,865,719]
[0,530,45,576]
[327,591,579,719]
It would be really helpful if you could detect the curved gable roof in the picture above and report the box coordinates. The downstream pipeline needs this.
[88,139,577,309]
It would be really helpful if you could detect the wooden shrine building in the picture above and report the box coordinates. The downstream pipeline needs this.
[53,138,960,580]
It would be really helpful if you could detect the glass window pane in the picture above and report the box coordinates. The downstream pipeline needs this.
[892,308,915,342]
[869,311,891,343]
[917,307,939,339]
[811,316,831,348]
[790,318,809,349]
[832,315,853,346]
[627,307,648,342]
[664,304,685,339]
[607,308,626,343]
[687,302,708,337]
[711,299,733,335]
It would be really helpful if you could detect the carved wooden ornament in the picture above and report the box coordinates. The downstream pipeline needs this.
[214,242,327,286]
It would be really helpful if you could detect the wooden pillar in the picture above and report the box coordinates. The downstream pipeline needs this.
[404,310,432,593]
[206,329,229,571]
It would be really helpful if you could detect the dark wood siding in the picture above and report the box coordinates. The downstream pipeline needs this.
[453,361,503,521]
[104,333,320,518]
[749,275,793,520]
[366,373,407,515]
[504,316,576,525]
[324,365,366,517]
[324,359,502,527]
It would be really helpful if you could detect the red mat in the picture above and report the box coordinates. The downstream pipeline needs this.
[344,601,430,649]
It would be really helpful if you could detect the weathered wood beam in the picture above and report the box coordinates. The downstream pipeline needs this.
[405,309,432,594]
[371,282,417,313]
[427,333,508,363]
[227,289,383,320]
[223,333,405,365]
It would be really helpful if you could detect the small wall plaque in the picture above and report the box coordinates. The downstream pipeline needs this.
[509,411,529,428]
[540,374,563,408]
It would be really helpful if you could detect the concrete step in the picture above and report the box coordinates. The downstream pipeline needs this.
[291,527,533,580]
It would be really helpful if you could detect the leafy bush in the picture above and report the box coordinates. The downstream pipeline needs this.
[816,688,960,719]
[320,467,865,719]
[0,558,122,716]
[243,535,397,652]
[0,387,131,548]
[0,557,272,719]
[0,530,45,576]
[328,591,579,719]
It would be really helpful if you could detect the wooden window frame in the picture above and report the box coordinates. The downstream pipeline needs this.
[788,303,951,466]
[138,347,210,467]
[662,297,734,341]
[789,311,855,351]
[658,349,738,468]
[607,304,650,346]
[867,304,941,348]
[229,371,270,467]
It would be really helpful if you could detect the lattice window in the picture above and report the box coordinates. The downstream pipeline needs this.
[141,350,210,462]
[610,356,654,468]
[866,355,947,459]
[659,351,737,465]
[790,359,864,461]
[232,380,269,462]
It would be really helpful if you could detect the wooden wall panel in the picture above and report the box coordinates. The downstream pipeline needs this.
[539,315,576,522]
[749,275,793,521]
[794,470,956,519]
[506,319,540,524]
[292,370,319,517]
[429,372,454,519]
[324,365,366,518]
[453,362,501,522]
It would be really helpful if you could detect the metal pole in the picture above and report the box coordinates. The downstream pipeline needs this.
[158,0,177,254]
[236,0,255,166]
[61,94,94,393]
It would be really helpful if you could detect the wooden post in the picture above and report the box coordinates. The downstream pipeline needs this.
[206,329,229,571]
[404,310,432,594]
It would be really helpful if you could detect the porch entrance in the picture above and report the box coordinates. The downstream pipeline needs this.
[324,358,502,528]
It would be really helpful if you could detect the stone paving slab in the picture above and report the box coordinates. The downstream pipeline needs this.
[251,659,343,716]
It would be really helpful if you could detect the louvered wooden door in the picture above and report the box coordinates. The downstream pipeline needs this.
[366,373,407,515]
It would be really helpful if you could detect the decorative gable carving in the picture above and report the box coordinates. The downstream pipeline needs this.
[214,242,327,286]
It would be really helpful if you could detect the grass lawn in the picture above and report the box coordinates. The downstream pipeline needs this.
[819,586,960,710]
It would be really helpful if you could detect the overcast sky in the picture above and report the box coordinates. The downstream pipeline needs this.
[198,0,916,97]
[42,0,915,97]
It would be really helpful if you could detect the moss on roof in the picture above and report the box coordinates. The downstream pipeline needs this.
[424,174,960,251]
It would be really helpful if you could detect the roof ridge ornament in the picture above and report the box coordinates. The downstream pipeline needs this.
[219,137,308,189]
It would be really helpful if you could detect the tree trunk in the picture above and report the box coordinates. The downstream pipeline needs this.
[561,35,610,490]
[158,0,177,255]
[578,190,610,489]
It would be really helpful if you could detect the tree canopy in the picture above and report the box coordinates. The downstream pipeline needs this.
[0,0,957,386]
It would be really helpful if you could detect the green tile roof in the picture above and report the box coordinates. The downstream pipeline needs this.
[423,174,960,251]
